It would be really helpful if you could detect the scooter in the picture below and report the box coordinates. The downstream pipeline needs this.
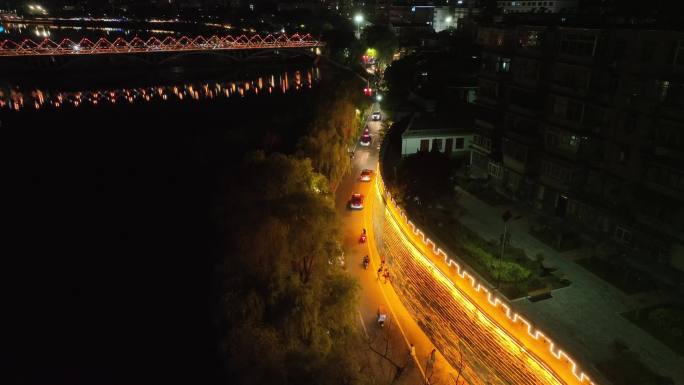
[363,256,370,270]
[359,228,367,243]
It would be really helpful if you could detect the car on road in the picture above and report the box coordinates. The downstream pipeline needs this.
[360,169,373,182]
[349,193,364,209]
[360,134,371,146]
[372,111,381,121]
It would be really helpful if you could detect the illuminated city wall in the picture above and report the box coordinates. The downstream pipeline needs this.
[371,169,596,385]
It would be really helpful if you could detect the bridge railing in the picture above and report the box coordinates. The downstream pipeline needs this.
[0,33,324,57]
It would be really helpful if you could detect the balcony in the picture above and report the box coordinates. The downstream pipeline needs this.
[508,87,544,117]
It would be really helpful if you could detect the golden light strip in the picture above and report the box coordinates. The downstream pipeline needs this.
[373,166,596,385]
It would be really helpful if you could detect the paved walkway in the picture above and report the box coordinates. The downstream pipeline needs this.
[454,186,684,385]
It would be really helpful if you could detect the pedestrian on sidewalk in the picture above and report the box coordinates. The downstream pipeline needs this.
[383,268,390,283]
[409,344,416,359]
[377,266,383,280]
[429,349,436,365]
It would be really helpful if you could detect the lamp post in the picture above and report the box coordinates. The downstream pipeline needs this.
[496,210,523,289]
[354,13,363,39]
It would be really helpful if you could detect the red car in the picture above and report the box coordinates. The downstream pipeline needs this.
[360,134,371,146]
[349,193,364,209]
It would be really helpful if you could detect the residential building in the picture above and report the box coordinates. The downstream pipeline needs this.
[472,16,684,272]
[497,0,578,14]
[401,107,474,158]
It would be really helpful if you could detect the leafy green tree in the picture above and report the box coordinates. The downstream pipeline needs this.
[298,74,368,190]
[361,25,398,68]
[218,152,368,385]
[396,150,459,208]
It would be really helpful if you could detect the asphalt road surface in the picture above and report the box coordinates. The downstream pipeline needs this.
[335,104,456,385]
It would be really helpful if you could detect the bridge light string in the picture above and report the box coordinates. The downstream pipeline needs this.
[373,165,596,385]
[0,33,324,57]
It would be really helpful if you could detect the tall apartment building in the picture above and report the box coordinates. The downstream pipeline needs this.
[471,18,684,271]
[497,0,577,14]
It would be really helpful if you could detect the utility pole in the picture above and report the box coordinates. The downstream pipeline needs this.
[496,209,522,289]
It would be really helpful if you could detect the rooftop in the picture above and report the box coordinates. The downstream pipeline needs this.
[403,103,475,138]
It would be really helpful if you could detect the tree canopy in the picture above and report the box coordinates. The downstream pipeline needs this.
[395,150,459,208]
[361,25,398,68]
[218,152,368,385]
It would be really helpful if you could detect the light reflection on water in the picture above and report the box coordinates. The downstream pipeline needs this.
[0,67,320,112]
[0,22,178,39]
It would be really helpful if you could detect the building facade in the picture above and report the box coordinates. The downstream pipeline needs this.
[473,19,684,271]
[496,0,577,14]
[401,112,473,158]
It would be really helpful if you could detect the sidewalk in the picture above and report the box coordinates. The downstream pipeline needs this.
[454,186,684,384]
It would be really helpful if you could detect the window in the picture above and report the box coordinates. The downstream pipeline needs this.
[513,58,540,81]
[497,57,511,73]
[559,33,596,57]
[614,226,633,243]
[674,40,684,67]
[640,41,655,63]
[503,139,527,162]
[510,88,543,110]
[553,64,589,90]
[618,147,630,164]
[481,54,499,73]
[473,135,492,151]
[455,137,465,149]
[432,138,443,151]
[420,139,429,151]
[552,96,584,122]
[517,29,542,49]
[657,80,671,102]
[583,105,606,127]
[488,162,503,178]
[479,79,498,99]
[613,38,627,60]
[542,160,572,183]
[445,138,453,154]
[545,132,559,147]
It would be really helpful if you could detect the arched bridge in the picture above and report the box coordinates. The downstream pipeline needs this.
[0,33,324,57]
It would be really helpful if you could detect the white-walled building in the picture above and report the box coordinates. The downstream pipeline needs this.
[497,0,577,14]
[401,110,474,158]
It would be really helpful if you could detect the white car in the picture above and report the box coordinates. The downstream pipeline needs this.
[360,134,371,146]
[372,111,381,121]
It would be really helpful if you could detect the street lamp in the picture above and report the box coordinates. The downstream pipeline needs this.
[376,94,383,102]
[354,13,364,38]
[496,210,523,289]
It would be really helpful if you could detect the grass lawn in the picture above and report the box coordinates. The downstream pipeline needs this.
[576,258,659,294]
[407,204,568,300]
[623,306,684,356]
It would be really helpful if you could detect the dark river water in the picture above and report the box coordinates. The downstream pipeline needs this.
[3,37,325,383]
